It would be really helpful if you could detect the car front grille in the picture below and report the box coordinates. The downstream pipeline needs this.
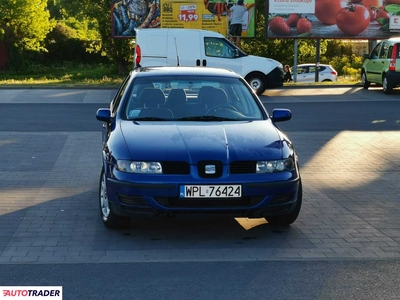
[117,194,149,206]
[158,161,261,175]
[270,192,295,204]
[153,196,264,208]
[161,161,190,174]
[230,161,256,174]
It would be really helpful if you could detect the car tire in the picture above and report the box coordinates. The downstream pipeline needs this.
[362,71,370,89]
[266,180,302,226]
[383,74,393,94]
[99,167,131,229]
[245,73,266,96]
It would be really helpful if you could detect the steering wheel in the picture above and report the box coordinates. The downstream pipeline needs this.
[206,104,239,116]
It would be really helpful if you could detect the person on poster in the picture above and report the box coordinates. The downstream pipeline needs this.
[227,0,254,48]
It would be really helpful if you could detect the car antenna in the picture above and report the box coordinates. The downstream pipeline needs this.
[174,37,180,66]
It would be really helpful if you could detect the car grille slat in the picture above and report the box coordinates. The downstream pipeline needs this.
[270,192,295,204]
[230,161,256,174]
[154,196,264,208]
[118,194,149,206]
[161,161,190,174]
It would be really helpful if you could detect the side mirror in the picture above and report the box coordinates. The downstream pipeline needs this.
[363,53,369,59]
[96,108,111,122]
[234,49,239,58]
[271,109,291,122]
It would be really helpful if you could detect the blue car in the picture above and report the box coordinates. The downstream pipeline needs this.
[96,66,302,229]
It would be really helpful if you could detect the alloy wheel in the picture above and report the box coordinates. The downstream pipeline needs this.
[100,173,110,219]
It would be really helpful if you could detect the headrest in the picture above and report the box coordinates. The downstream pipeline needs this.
[167,89,187,107]
[198,86,228,108]
[138,88,166,107]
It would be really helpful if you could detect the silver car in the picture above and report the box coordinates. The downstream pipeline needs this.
[295,63,338,83]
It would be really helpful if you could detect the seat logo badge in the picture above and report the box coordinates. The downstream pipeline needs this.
[205,165,216,174]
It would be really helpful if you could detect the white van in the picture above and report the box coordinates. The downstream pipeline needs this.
[134,28,284,95]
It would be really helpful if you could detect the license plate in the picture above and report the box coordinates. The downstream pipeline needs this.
[180,185,242,198]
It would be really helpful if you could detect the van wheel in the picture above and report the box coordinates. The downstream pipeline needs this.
[99,168,131,229]
[266,180,302,226]
[383,74,393,94]
[245,73,266,96]
[362,71,370,89]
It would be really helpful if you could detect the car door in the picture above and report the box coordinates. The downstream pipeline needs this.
[364,42,382,83]
[296,65,311,82]
[201,37,242,74]
[376,41,391,83]
[102,75,131,145]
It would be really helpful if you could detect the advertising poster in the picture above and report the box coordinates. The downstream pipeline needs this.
[112,0,161,37]
[112,0,255,38]
[161,1,227,33]
[266,0,400,39]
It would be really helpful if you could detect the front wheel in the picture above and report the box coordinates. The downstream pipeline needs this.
[245,73,266,96]
[266,180,302,226]
[383,74,393,94]
[99,167,131,229]
[362,71,370,89]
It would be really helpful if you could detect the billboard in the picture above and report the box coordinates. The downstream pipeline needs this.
[266,0,400,39]
[112,0,255,38]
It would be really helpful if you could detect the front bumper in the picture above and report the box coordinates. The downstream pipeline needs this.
[105,175,301,218]
[265,67,284,89]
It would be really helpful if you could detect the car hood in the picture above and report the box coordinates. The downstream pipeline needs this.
[120,121,286,163]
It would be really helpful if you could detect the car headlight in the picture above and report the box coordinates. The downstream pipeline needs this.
[116,160,162,174]
[256,158,294,173]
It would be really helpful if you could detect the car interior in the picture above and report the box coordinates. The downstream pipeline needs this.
[124,77,264,121]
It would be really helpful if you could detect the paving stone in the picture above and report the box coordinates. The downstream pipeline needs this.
[1,89,400,263]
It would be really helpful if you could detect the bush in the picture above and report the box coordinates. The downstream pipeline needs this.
[330,54,363,78]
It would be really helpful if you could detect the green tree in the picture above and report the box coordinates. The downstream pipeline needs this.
[0,0,54,51]
[53,0,132,74]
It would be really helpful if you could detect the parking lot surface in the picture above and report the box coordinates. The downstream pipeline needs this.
[0,87,400,264]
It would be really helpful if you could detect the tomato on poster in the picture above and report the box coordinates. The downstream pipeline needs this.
[336,4,371,35]
[315,0,347,25]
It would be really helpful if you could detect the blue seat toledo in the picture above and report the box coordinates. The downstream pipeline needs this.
[96,66,302,229]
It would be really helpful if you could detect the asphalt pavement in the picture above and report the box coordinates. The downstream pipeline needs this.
[0,86,399,264]
[1,86,400,299]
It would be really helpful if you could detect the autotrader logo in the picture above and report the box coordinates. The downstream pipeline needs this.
[0,287,62,299]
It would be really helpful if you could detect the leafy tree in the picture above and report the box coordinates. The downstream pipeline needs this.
[0,0,54,51]
[52,0,132,74]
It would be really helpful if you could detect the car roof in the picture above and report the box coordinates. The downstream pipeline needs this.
[297,63,331,67]
[131,66,241,78]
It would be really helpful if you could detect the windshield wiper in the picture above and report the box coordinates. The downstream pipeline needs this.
[177,116,236,121]
[133,117,168,121]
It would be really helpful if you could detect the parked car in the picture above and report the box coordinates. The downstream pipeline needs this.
[362,37,400,94]
[96,66,302,229]
[295,63,338,83]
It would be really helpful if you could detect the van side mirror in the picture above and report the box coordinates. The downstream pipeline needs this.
[234,49,239,57]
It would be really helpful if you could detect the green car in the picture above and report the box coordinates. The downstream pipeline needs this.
[362,37,400,94]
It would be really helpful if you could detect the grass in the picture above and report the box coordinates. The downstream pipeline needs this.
[0,63,361,87]
[0,63,125,87]
[284,75,361,86]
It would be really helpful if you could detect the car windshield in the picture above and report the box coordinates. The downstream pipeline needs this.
[123,75,265,121]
